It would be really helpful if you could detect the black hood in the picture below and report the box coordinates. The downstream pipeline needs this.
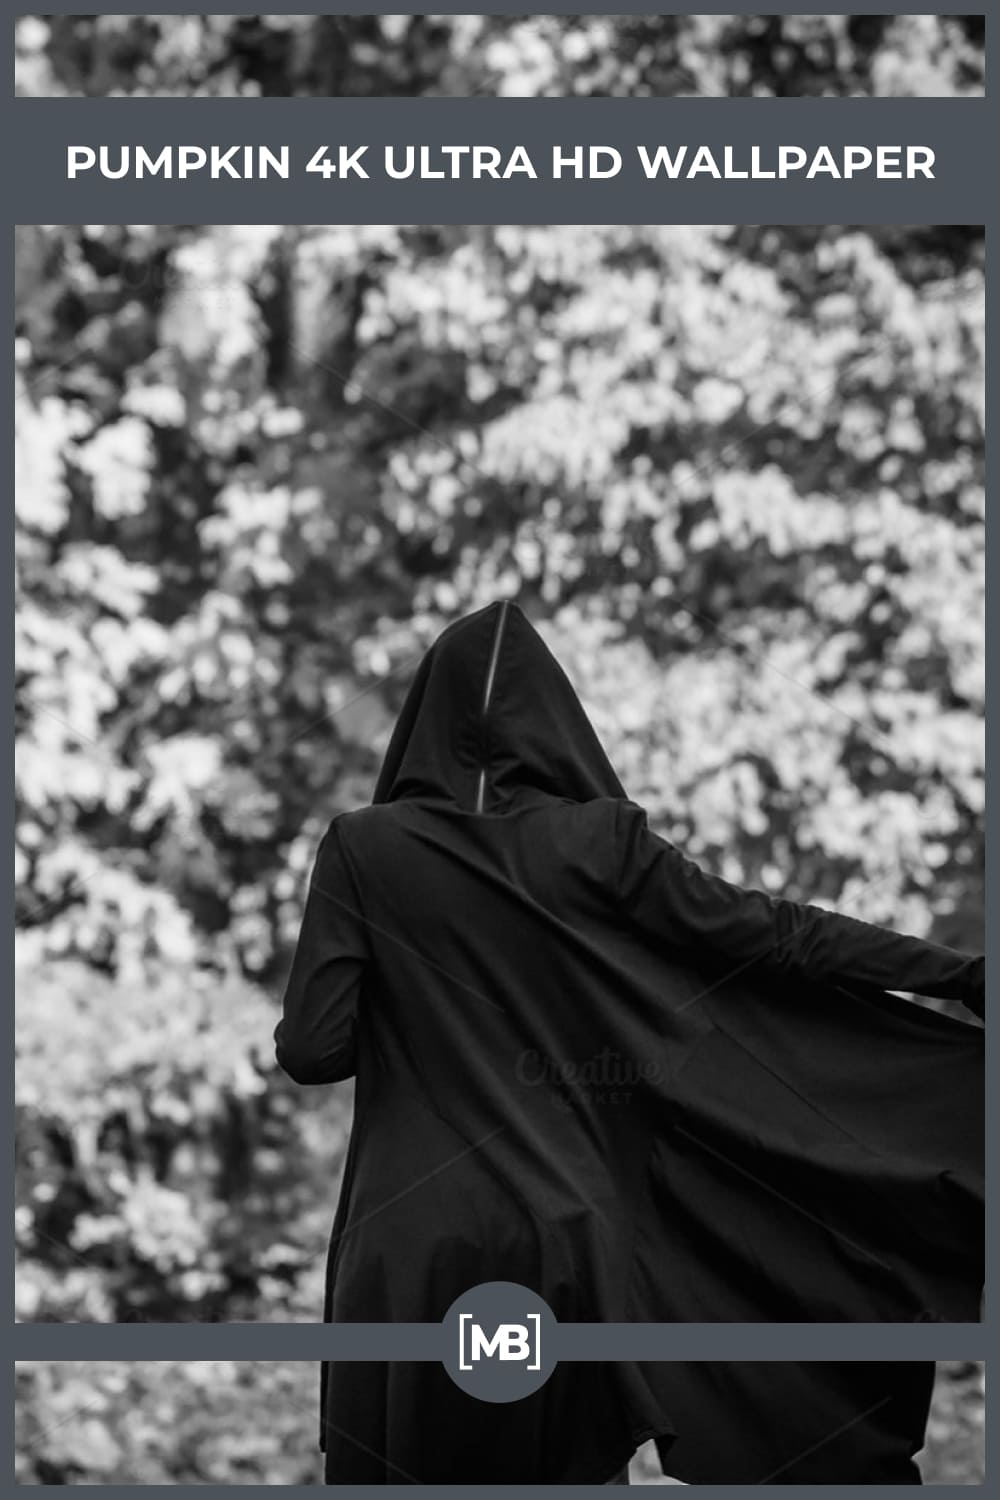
[372,600,627,811]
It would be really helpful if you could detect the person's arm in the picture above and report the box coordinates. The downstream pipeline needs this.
[274,818,370,1084]
[616,801,984,1018]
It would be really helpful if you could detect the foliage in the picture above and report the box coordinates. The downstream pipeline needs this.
[15,215,984,1321]
[15,1362,322,1486]
[13,1362,985,1485]
[15,14,986,99]
[15,211,985,1319]
[16,960,344,1322]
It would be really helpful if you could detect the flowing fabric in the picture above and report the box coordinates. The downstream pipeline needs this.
[315,1360,934,1485]
[276,600,983,1484]
[650,1361,936,1485]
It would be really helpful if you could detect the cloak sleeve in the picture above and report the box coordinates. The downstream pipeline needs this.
[274,818,369,1085]
[616,801,984,1016]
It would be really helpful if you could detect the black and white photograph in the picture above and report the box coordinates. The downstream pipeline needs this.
[12,11,987,1494]
[13,14,987,99]
[14,212,986,1473]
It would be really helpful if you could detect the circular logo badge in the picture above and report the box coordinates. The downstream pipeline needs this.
[441,1281,558,1403]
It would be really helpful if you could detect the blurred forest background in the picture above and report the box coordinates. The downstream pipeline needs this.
[14,1362,985,1485]
[15,214,985,1326]
[14,13,987,97]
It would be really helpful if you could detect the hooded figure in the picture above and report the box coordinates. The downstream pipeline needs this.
[276,600,984,1485]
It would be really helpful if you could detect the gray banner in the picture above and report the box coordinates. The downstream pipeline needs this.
[11,96,987,223]
[12,1322,986,1361]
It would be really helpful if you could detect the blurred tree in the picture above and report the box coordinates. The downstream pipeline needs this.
[15,217,984,1321]
[15,14,985,98]
[14,1362,323,1484]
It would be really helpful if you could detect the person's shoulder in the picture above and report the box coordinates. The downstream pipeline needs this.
[536,796,642,857]
[586,796,648,831]
[309,806,388,885]
[328,804,378,830]
[545,795,648,827]
[321,804,389,842]
[321,801,414,853]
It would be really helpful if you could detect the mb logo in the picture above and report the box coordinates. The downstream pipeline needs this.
[442,1282,556,1402]
[459,1313,541,1371]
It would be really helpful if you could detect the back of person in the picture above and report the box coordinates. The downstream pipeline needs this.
[315,793,659,1325]
[275,600,983,1483]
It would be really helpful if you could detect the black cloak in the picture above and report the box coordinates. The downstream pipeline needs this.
[275,600,983,1484]
[316,1360,937,1485]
